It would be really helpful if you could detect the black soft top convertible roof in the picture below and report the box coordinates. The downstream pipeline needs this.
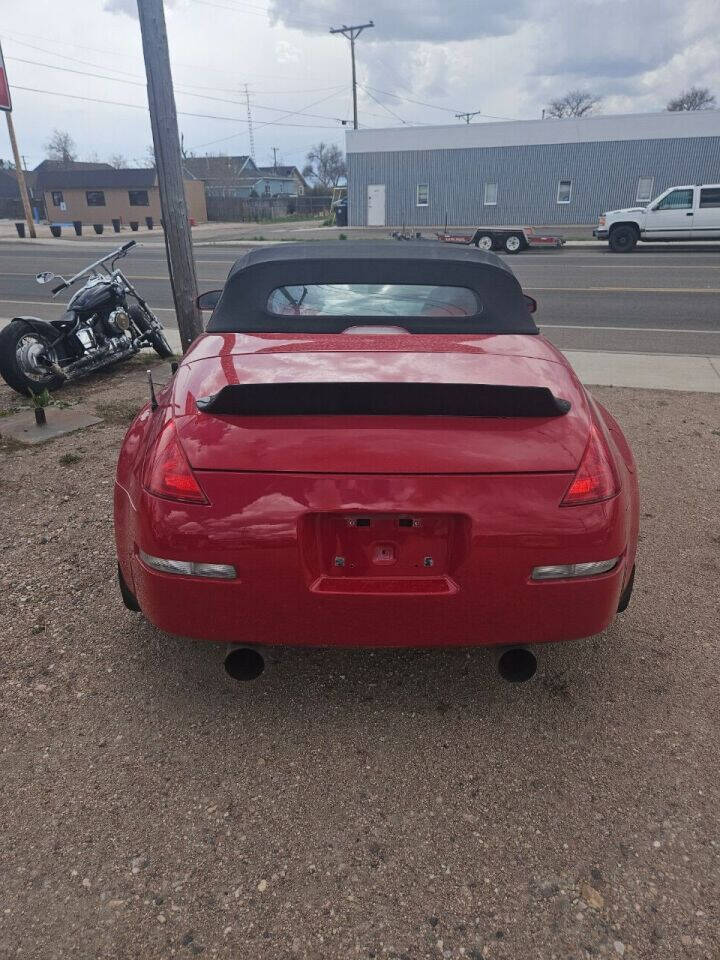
[206,241,538,335]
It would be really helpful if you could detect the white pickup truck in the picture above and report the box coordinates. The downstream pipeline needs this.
[594,183,720,252]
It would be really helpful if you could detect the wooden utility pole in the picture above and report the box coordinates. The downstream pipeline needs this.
[136,0,203,352]
[455,110,483,124]
[5,113,35,238]
[330,22,374,130]
[1,40,36,238]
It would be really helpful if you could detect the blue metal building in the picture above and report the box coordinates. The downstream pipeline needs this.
[345,110,720,227]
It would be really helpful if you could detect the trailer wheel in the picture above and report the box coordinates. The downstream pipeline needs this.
[504,234,522,254]
[475,234,494,251]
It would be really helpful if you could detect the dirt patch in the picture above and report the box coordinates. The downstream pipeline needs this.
[1,368,719,960]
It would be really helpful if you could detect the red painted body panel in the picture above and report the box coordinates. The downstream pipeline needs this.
[114,330,639,650]
[173,333,589,474]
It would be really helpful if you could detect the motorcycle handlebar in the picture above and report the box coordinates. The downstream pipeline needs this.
[51,282,69,294]
[121,240,137,252]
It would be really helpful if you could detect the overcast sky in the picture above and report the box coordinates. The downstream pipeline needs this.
[1,0,719,171]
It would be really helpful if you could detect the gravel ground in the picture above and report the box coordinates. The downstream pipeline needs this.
[1,366,719,960]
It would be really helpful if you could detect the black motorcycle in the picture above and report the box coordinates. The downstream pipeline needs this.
[0,240,173,396]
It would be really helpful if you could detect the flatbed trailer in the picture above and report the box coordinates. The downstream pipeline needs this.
[436,226,565,254]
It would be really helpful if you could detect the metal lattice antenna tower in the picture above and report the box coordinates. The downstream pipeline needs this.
[244,84,256,161]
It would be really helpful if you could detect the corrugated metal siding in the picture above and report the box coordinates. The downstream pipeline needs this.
[347,137,720,226]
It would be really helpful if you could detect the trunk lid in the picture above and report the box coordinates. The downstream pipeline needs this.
[173,332,590,474]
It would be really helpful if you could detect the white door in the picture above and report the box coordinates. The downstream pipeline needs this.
[643,186,695,239]
[692,185,720,239]
[367,184,386,226]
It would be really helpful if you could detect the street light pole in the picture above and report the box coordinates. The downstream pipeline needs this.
[330,21,374,130]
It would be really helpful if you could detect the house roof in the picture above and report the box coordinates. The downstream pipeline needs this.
[183,155,256,180]
[256,165,308,185]
[33,160,114,172]
[36,168,158,191]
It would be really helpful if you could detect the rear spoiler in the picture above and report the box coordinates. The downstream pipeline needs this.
[196,382,571,417]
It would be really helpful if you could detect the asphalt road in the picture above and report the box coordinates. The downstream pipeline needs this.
[1,240,719,356]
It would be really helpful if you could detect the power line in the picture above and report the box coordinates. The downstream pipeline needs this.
[366,86,520,122]
[5,56,351,123]
[358,84,407,125]
[1,30,342,89]
[10,85,345,129]
[455,110,483,124]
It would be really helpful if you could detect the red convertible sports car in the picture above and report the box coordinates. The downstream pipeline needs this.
[114,243,639,682]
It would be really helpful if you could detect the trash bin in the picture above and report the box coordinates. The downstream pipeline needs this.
[93,224,104,234]
[15,222,25,238]
[334,197,348,227]
[145,217,154,230]
[50,224,62,238]
[73,221,83,236]
[130,221,139,231]
[112,218,121,233]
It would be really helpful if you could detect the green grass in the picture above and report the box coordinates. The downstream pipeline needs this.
[95,399,141,425]
[59,452,83,466]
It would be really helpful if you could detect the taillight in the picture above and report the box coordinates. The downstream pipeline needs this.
[561,425,618,506]
[143,420,207,503]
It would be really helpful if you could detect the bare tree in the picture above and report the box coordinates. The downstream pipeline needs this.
[44,129,77,163]
[303,142,346,191]
[667,86,716,111]
[545,90,602,119]
[144,143,156,168]
[109,153,128,168]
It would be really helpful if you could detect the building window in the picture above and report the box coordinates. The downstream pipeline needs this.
[416,184,429,207]
[128,189,149,206]
[699,186,720,208]
[556,179,572,204]
[655,188,693,210]
[636,177,654,203]
[86,190,106,207]
[51,190,64,207]
[484,182,498,206]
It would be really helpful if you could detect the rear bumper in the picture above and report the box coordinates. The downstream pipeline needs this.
[593,229,609,239]
[116,471,631,649]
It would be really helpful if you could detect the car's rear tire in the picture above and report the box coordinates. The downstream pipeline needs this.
[118,563,140,612]
[609,225,638,253]
[617,564,635,612]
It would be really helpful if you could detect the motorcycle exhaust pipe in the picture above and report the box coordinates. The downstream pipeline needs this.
[496,646,537,683]
[224,646,265,682]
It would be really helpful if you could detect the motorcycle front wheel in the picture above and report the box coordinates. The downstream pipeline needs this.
[128,305,174,359]
[0,320,66,396]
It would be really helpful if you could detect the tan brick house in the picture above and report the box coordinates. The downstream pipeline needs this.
[36,167,207,225]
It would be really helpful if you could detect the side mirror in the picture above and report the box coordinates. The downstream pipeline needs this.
[197,289,222,311]
[524,294,537,314]
[36,271,56,284]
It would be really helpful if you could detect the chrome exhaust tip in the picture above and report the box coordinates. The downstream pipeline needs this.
[224,647,265,682]
[497,646,537,683]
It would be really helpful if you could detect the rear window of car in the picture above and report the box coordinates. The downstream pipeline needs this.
[266,284,480,318]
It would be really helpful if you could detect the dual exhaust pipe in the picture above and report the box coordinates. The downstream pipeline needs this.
[223,645,537,684]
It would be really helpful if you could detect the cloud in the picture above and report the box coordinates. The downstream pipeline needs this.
[275,40,301,64]
[102,0,181,17]
[268,0,531,42]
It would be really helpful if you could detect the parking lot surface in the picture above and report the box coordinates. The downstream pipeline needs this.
[1,366,719,959]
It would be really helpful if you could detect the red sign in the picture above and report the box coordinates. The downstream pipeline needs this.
[0,42,12,112]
